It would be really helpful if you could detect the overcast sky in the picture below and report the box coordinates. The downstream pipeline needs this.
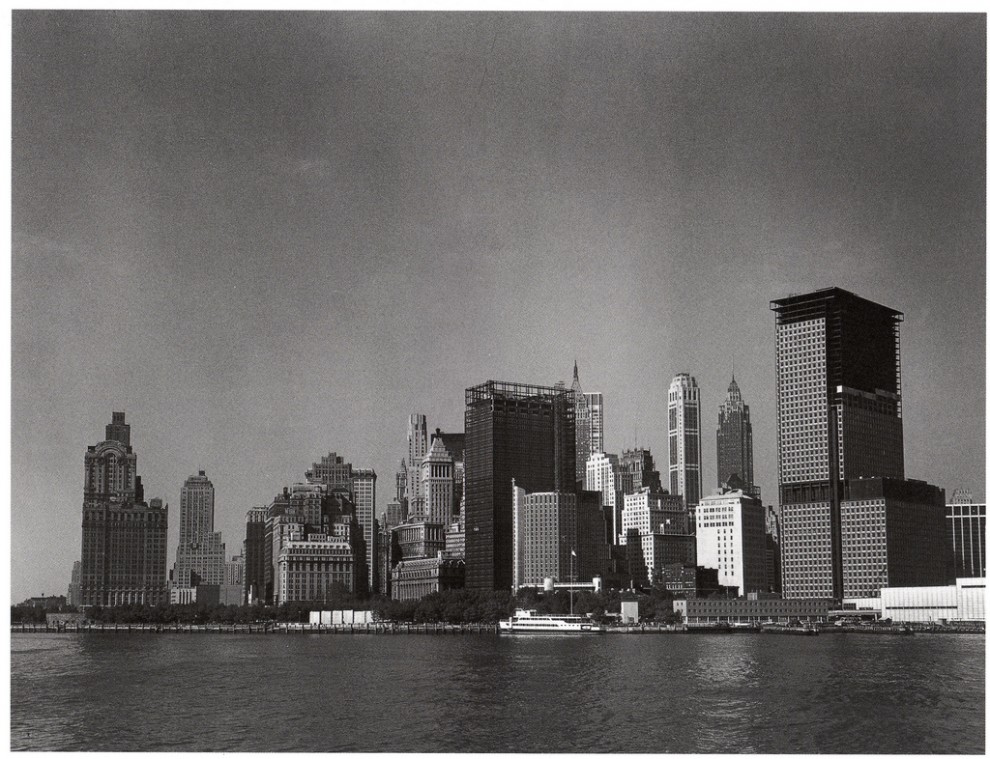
[11,11,985,600]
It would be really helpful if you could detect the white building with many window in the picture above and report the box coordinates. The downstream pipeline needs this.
[696,487,768,595]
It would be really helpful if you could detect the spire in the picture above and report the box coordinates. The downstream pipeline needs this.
[573,360,579,382]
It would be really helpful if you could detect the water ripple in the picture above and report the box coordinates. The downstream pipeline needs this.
[10,632,985,752]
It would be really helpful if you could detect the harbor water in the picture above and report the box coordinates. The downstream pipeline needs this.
[10,632,984,753]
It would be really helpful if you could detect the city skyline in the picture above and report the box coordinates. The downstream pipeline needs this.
[11,12,985,600]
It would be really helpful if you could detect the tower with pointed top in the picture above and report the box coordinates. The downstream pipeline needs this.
[421,436,454,527]
[571,363,603,487]
[572,362,592,485]
[716,375,755,495]
[406,415,428,518]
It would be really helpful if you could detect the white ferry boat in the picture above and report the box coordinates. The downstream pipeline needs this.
[498,608,605,634]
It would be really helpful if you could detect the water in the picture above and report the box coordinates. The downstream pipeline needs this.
[10,632,985,753]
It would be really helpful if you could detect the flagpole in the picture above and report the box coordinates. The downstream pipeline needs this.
[570,546,575,615]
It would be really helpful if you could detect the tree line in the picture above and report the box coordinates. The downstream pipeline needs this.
[12,587,683,626]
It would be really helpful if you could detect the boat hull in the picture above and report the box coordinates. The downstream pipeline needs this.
[498,626,604,635]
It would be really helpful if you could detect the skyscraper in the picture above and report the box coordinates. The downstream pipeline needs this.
[178,471,215,544]
[512,485,578,590]
[572,363,592,485]
[585,451,633,545]
[947,489,985,579]
[421,437,454,527]
[620,448,663,494]
[771,287,945,599]
[351,468,378,593]
[243,505,267,604]
[308,452,353,490]
[431,428,465,518]
[464,380,576,591]
[406,414,428,517]
[696,485,768,595]
[569,361,605,487]
[80,412,168,607]
[716,376,755,494]
[587,392,604,456]
[172,471,225,589]
[668,374,702,531]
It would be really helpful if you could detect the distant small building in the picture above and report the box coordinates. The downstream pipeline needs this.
[309,609,375,625]
[620,600,640,624]
[19,595,68,610]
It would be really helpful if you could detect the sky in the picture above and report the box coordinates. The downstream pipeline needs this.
[10,11,986,600]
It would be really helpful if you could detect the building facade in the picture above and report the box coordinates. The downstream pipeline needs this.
[278,532,357,604]
[406,415,429,518]
[668,374,702,531]
[243,505,267,604]
[390,555,466,601]
[660,563,719,598]
[620,488,689,544]
[444,520,465,559]
[431,428,465,518]
[586,452,633,545]
[464,380,576,591]
[572,362,593,487]
[620,448,663,494]
[839,477,949,598]
[80,413,168,607]
[880,578,985,623]
[172,471,226,589]
[350,468,377,593]
[511,486,578,590]
[674,596,833,624]
[696,487,768,595]
[947,489,985,579]
[771,288,916,599]
[716,376,755,494]
[391,520,446,563]
[67,560,82,608]
[625,531,696,588]
[421,438,455,527]
[575,489,609,582]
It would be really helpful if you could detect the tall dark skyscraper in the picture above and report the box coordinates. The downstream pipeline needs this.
[80,412,168,607]
[716,376,754,494]
[771,287,944,599]
[464,381,576,591]
[243,505,267,604]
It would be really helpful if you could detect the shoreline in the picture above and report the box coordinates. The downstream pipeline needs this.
[10,622,985,636]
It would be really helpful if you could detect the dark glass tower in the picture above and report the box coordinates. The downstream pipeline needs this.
[716,376,754,494]
[464,381,576,591]
[771,287,906,598]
